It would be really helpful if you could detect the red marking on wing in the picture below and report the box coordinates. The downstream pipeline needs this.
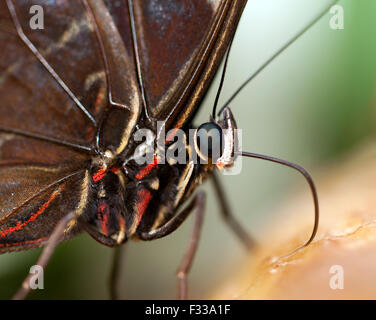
[135,156,160,180]
[0,237,47,248]
[92,167,107,182]
[0,186,63,239]
[136,189,152,224]
[134,124,184,181]
[97,201,110,236]
[110,166,120,173]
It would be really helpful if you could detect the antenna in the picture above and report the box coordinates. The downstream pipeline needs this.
[212,37,235,119]
[217,0,339,116]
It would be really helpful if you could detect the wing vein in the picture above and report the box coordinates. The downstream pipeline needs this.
[0,125,93,153]
[5,0,97,127]
[127,0,150,122]
[0,169,85,223]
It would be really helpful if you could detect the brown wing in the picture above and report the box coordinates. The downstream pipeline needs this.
[0,0,143,249]
[0,0,247,251]
[0,167,88,252]
[105,0,247,129]
[0,0,101,146]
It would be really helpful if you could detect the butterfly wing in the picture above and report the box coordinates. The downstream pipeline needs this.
[0,0,143,250]
[107,0,247,129]
[0,0,247,250]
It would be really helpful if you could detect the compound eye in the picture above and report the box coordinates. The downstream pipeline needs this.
[195,122,223,162]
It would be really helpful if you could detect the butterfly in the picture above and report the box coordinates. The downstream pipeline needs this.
[0,0,328,299]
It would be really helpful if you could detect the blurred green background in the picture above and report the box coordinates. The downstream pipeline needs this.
[0,0,375,299]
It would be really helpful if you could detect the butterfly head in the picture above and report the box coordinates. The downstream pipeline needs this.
[194,107,239,170]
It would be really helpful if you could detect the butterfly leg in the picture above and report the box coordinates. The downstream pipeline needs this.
[138,191,206,299]
[211,171,256,250]
[12,212,76,300]
[176,192,206,300]
[109,246,125,300]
